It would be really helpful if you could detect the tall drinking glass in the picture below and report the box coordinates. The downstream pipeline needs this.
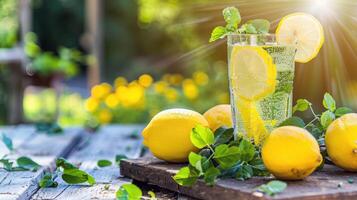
[227,34,296,145]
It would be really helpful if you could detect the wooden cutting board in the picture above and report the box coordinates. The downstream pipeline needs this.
[120,157,357,200]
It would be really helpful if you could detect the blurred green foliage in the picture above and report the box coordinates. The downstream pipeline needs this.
[32,0,84,52]
[25,32,85,77]
[23,89,87,126]
[0,0,18,48]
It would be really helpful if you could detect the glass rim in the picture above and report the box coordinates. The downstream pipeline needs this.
[226,33,276,37]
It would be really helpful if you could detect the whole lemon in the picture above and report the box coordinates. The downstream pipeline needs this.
[262,126,322,180]
[142,108,209,163]
[203,104,233,131]
[325,113,357,171]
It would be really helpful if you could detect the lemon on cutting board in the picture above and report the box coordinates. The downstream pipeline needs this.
[203,104,233,131]
[262,126,322,180]
[142,108,209,163]
[325,113,357,171]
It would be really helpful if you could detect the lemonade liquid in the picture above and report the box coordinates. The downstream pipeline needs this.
[227,34,296,144]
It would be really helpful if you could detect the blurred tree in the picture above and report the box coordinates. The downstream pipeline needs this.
[32,0,85,52]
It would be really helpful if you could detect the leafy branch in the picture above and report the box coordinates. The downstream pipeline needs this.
[209,7,270,42]
[173,125,269,187]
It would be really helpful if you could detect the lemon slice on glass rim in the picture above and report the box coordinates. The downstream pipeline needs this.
[276,12,324,63]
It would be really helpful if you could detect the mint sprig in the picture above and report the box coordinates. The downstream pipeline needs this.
[56,157,96,186]
[256,180,287,196]
[173,126,269,187]
[209,6,270,42]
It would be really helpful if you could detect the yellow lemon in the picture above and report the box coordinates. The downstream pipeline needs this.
[325,113,357,171]
[142,108,209,163]
[262,126,322,180]
[276,12,324,63]
[203,104,232,131]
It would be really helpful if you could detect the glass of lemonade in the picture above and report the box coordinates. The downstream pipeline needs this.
[227,34,296,145]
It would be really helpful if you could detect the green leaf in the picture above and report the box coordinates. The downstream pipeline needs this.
[323,93,336,112]
[209,26,227,42]
[278,116,305,128]
[293,99,311,113]
[16,156,41,171]
[173,166,200,186]
[203,167,220,186]
[236,164,253,180]
[214,127,234,146]
[246,19,270,33]
[214,144,240,169]
[237,139,255,162]
[190,125,214,149]
[148,191,157,200]
[56,158,96,185]
[39,173,58,188]
[56,157,78,169]
[222,7,241,29]
[238,24,257,34]
[1,133,13,151]
[188,152,203,172]
[115,154,128,165]
[0,159,14,171]
[62,168,95,185]
[116,183,142,200]
[321,110,335,129]
[335,107,353,117]
[97,159,112,168]
[257,180,287,196]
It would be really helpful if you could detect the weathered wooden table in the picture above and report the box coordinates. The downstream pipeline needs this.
[0,125,158,200]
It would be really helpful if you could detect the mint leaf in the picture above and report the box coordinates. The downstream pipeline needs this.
[190,125,214,149]
[236,164,253,180]
[214,127,234,146]
[148,191,157,200]
[203,167,220,186]
[188,152,203,172]
[1,133,13,151]
[237,139,255,162]
[323,93,336,112]
[56,158,95,186]
[0,159,14,171]
[256,180,287,196]
[173,166,200,186]
[209,26,227,42]
[335,107,353,117]
[62,168,95,185]
[16,156,41,171]
[293,99,311,113]
[97,159,112,168]
[238,24,257,34]
[56,157,77,169]
[214,144,240,169]
[222,7,241,30]
[246,19,270,33]
[116,183,142,200]
[39,173,58,188]
[278,116,305,128]
[321,110,335,129]
[115,154,127,165]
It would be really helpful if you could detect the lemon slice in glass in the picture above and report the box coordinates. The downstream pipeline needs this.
[276,12,324,63]
[230,46,277,101]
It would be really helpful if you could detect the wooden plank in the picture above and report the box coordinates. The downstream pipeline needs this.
[121,157,357,200]
[31,125,143,200]
[0,127,83,200]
